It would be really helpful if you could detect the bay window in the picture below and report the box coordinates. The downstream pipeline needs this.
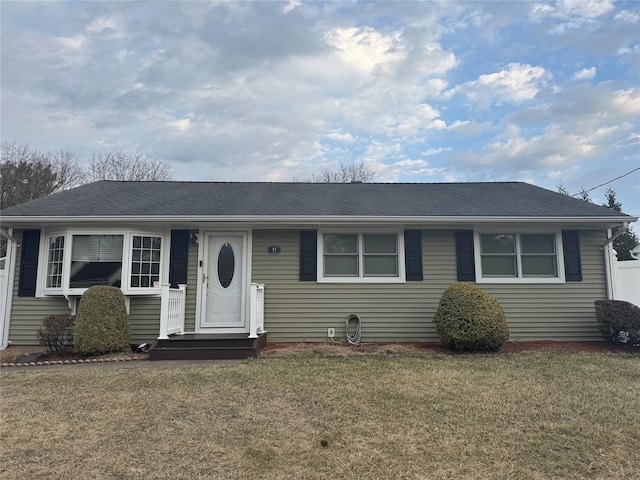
[70,235,123,288]
[38,230,165,295]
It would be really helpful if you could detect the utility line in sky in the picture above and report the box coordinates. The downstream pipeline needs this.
[572,167,640,197]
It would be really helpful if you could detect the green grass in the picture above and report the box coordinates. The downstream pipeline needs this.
[1,351,639,479]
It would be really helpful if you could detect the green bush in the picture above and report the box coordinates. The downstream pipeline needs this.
[434,283,509,352]
[74,286,131,355]
[595,299,640,348]
[36,314,75,354]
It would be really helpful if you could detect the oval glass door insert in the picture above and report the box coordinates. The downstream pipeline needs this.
[217,243,235,288]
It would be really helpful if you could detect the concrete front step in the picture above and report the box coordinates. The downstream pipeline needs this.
[148,333,267,361]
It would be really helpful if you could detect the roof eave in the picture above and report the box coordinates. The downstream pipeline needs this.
[1,214,636,227]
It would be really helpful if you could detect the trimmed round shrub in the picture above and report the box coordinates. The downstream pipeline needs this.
[74,286,131,355]
[595,299,640,348]
[434,283,509,352]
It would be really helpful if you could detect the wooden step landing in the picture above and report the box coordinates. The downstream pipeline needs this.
[148,333,267,361]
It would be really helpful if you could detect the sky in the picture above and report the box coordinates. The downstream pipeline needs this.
[1,0,639,217]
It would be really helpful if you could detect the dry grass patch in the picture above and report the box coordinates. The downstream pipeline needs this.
[2,352,639,479]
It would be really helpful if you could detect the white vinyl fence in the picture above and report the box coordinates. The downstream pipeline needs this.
[614,260,640,306]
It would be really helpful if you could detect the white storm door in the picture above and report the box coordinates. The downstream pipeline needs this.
[200,233,246,330]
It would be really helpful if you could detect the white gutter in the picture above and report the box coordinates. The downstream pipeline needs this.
[602,222,629,300]
[2,214,636,225]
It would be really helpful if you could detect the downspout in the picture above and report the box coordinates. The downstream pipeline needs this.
[602,222,629,300]
[1,228,17,349]
[0,228,17,243]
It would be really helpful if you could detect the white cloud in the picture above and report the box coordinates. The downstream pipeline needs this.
[325,27,405,75]
[86,15,118,34]
[423,147,452,156]
[531,0,614,21]
[530,3,555,19]
[609,87,640,117]
[454,63,547,106]
[614,9,640,23]
[558,0,614,19]
[376,159,447,181]
[447,120,494,137]
[56,35,86,51]
[325,132,355,143]
[394,103,445,137]
[572,67,596,80]
[168,118,192,132]
[451,120,634,174]
[283,0,301,14]
[510,85,640,125]
[361,140,403,164]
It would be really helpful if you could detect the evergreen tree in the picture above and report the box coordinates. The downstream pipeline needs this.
[603,188,639,261]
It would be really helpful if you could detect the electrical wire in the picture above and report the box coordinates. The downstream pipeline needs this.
[572,167,640,197]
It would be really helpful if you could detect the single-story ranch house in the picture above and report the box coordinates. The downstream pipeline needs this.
[0,181,636,359]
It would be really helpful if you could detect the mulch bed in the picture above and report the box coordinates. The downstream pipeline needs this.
[1,350,149,368]
[262,340,635,357]
[3,341,635,367]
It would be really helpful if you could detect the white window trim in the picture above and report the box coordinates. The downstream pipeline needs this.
[37,228,168,297]
[127,234,165,293]
[40,231,68,296]
[474,230,566,284]
[317,229,406,284]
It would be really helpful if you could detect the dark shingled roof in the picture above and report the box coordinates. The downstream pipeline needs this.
[0,181,633,220]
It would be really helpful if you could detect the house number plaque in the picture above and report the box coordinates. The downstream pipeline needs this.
[267,246,281,254]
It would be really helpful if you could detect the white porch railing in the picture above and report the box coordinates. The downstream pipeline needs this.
[158,283,187,339]
[249,283,265,339]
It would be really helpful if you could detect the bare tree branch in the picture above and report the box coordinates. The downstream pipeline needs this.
[85,151,173,182]
[299,162,378,183]
[1,140,83,209]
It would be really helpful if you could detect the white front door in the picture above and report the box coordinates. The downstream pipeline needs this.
[200,233,247,331]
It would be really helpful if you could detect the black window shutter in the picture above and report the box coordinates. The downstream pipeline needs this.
[299,230,317,281]
[404,230,423,281]
[169,230,190,288]
[455,230,476,282]
[18,229,41,297]
[562,230,582,282]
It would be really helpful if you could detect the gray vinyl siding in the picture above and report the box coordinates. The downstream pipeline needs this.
[112,237,200,343]
[7,226,610,345]
[6,229,202,346]
[8,230,72,345]
[252,229,608,342]
[252,229,451,342]
[183,239,198,332]
[481,229,608,341]
[128,296,161,344]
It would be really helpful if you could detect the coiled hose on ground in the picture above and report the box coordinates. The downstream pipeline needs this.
[346,313,361,345]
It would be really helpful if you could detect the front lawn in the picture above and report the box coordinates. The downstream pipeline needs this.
[1,351,638,479]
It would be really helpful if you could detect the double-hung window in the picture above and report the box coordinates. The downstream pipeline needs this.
[45,235,65,289]
[320,232,404,282]
[477,232,562,282]
[39,230,165,295]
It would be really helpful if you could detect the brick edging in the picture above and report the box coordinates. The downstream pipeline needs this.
[1,356,148,368]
